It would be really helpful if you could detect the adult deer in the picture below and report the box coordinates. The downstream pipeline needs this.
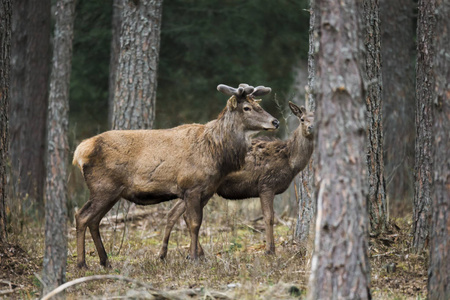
[73,84,279,268]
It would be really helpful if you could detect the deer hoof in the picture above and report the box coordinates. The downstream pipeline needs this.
[77,261,88,269]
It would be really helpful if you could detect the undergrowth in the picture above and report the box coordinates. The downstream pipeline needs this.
[1,197,427,299]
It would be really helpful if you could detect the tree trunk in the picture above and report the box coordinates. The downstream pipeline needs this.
[42,0,75,295]
[108,0,122,128]
[427,1,449,298]
[363,0,387,234]
[307,0,371,299]
[112,0,163,130]
[295,0,317,243]
[0,0,11,243]
[412,0,436,253]
[10,0,51,213]
[379,0,415,203]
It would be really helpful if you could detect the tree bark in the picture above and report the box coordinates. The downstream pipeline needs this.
[112,0,163,130]
[295,0,317,243]
[10,0,51,212]
[108,0,122,128]
[427,1,449,298]
[0,0,11,243]
[412,0,436,253]
[379,0,415,203]
[363,0,387,234]
[307,1,371,299]
[42,0,75,295]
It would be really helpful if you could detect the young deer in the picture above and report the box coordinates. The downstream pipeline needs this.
[159,102,314,259]
[72,84,279,268]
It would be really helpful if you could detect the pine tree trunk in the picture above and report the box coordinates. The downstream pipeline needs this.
[379,0,415,202]
[364,0,387,234]
[295,0,316,243]
[112,0,163,130]
[42,0,75,295]
[427,1,449,298]
[307,0,371,299]
[412,0,436,253]
[108,0,122,128]
[10,0,51,212]
[0,0,11,243]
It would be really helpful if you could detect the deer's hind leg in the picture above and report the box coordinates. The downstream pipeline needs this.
[75,187,122,268]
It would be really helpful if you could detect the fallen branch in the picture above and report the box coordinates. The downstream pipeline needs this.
[40,275,170,300]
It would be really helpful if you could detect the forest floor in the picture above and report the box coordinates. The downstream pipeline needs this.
[1,198,427,299]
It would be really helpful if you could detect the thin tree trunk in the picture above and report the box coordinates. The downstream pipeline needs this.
[108,0,122,128]
[427,1,449,298]
[0,0,11,243]
[364,0,387,234]
[10,0,51,213]
[112,0,163,130]
[412,0,436,253]
[295,0,316,243]
[307,0,371,299]
[42,0,75,295]
[379,0,415,203]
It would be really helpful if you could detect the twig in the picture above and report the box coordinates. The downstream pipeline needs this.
[372,250,396,258]
[0,289,15,296]
[40,275,167,300]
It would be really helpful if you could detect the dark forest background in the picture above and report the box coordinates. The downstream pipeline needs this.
[70,0,309,140]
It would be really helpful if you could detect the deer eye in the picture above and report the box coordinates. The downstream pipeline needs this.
[300,118,304,122]
[244,107,251,111]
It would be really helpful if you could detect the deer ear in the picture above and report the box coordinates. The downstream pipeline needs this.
[227,96,238,109]
[299,106,307,115]
[289,101,303,117]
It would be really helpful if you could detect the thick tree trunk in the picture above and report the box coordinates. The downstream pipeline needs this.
[0,0,11,243]
[10,0,51,212]
[412,0,436,253]
[379,0,415,203]
[427,1,449,298]
[112,0,163,130]
[307,0,371,299]
[42,0,75,295]
[295,0,316,243]
[363,0,387,234]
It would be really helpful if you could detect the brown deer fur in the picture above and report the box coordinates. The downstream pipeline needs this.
[73,84,279,268]
[159,102,314,258]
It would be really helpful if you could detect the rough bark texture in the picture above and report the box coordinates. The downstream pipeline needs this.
[307,1,371,299]
[363,0,387,234]
[412,0,436,253]
[295,0,317,243]
[0,0,11,243]
[112,0,163,130]
[379,0,415,202]
[42,0,75,295]
[108,0,122,128]
[427,1,449,298]
[10,0,51,211]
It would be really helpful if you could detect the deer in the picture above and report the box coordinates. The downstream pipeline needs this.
[158,102,314,259]
[72,84,279,268]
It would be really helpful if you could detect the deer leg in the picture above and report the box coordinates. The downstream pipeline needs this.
[184,192,203,260]
[259,190,276,254]
[159,199,186,260]
[75,190,121,269]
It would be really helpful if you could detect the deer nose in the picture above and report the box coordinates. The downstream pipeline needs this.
[308,125,314,132]
[272,119,280,129]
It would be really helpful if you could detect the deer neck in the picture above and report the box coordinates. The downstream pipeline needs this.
[203,111,249,175]
[287,125,314,172]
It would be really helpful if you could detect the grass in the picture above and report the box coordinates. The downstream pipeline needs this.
[2,196,427,299]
